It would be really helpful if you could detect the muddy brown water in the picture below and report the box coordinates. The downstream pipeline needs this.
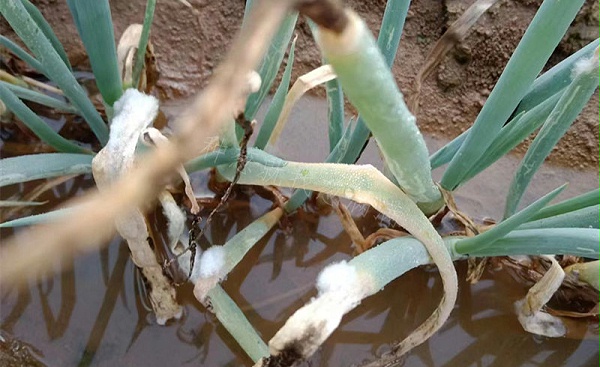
[1,97,598,366]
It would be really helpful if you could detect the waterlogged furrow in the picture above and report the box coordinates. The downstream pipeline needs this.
[220,160,458,360]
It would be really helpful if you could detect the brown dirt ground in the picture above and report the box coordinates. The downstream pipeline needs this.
[2,0,599,168]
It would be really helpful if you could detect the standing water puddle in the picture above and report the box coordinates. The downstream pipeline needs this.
[1,96,598,366]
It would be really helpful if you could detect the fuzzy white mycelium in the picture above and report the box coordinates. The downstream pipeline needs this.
[572,48,599,78]
[198,246,226,278]
[268,260,375,358]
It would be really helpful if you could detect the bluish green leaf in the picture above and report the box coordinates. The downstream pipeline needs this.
[21,0,72,71]
[530,188,599,221]
[0,153,93,187]
[321,14,441,211]
[504,52,599,218]
[244,12,298,121]
[432,40,598,170]
[326,79,344,152]
[441,0,586,190]
[185,147,286,173]
[0,84,91,154]
[341,0,411,165]
[518,205,599,230]
[206,286,269,361]
[0,207,78,228]
[429,129,468,169]
[254,36,296,150]
[467,228,599,259]
[1,80,79,114]
[1,0,109,144]
[284,119,354,213]
[456,185,566,254]
[0,35,45,75]
[461,90,561,182]
[67,0,122,106]
[132,0,157,89]
[515,38,598,115]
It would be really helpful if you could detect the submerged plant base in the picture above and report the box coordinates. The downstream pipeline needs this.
[1,164,597,366]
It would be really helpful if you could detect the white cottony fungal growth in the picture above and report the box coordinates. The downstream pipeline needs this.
[192,246,227,303]
[572,47,599,78]
[199,246,227,278]
[159,192,186,252]
[109,89,158,143]
[269,261,375,358]
[92,89,182,324]
[316,260,358,295]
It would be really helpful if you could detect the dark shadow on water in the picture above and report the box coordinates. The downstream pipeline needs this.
[77,242,130,367]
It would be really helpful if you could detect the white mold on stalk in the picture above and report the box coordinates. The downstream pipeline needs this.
[92,89,182,324]
[193,246,228,303]
[268,261,375,359]
[572,47,599,77]
[198,246,227,278]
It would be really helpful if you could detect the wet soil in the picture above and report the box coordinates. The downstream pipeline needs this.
[2,0,597,168]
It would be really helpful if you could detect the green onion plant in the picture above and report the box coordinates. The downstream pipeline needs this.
[0,0,598,366]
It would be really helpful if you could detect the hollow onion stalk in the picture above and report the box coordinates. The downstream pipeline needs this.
[314,9,442,214]
[340,0,411,168]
